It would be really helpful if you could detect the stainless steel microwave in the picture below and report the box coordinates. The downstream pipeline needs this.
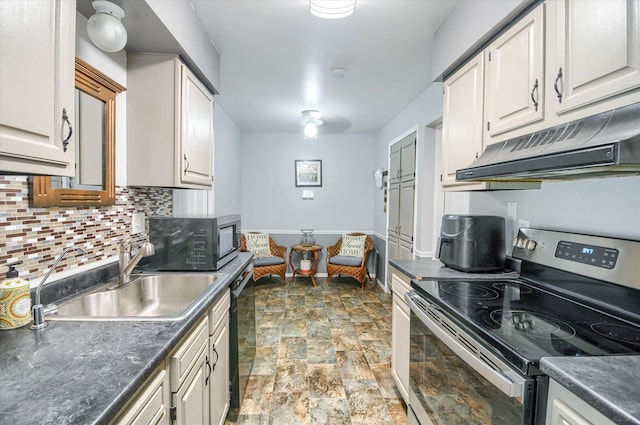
[147,214,241,271]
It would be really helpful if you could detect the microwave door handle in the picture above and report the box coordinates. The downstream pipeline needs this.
[405,291,526,398]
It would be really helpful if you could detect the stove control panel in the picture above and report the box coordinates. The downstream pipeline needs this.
[513,228,640,290]
[555,241,619,269]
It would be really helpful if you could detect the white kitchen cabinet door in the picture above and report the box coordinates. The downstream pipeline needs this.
[127,54,214,189]
[442,52,486,190]
[390,269,411,403]
[553,0,640,115]
[0,0,76,176]
[209,315,229,425]
[173,347,210,425]
[485,4,545,139]
[180,67,215,186]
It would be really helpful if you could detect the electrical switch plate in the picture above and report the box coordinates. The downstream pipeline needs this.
[507,202,517,220]
[132,212,145,234]
[302,190,314,200]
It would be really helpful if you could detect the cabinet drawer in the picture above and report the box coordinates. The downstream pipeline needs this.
[209,289,230,332]
[170,316,209,390]
[390,267,411,298]
[112,368,169,425]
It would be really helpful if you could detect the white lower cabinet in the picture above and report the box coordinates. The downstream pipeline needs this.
[171,317,210,425]
[209,289,230,425]
[546,379,615,425]
[390,267,411,403]
[111,290,230,425]
[112,366,171,425]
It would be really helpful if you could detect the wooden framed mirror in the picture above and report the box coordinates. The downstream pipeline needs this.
[32,57,125,207]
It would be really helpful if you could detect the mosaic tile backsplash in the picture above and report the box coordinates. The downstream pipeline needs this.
[0,176,173,282]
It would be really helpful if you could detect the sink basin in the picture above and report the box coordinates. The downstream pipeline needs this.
[48,273,226,321]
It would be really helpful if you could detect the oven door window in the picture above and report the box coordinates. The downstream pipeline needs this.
[409,305,533,425]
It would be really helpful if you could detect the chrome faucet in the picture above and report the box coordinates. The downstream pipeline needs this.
[119,240,155,285]
[31,246,87,330]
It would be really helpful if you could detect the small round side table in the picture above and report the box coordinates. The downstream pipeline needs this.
[289,244,323,287]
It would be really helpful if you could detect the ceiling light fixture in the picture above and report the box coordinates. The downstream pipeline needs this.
[87,0,128,53]
[309,0,357,19]
[300,110,323,139]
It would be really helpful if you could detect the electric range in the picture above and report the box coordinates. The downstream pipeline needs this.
[406,227,640,425]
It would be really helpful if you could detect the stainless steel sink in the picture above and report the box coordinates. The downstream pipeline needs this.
[48,273,226,321]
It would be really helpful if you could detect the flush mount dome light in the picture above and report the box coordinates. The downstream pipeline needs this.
[87,0,127,53]
[300,110,323,139]
[309,0,357,19]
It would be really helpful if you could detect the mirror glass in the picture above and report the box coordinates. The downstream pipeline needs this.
[51,88,107,191]
[32,58,125,207]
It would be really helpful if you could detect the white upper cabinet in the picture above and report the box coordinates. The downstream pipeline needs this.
[127,54,214,189]
[0,0,76,176]
[485,4,545,139]
[552,0,640,115]
[442,53,485,189]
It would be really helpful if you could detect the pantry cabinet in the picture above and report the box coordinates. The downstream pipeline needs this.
[127,54,214,189]
[485,4,545,138]
[551,0,640,116]
[387,133,415,265]
[390,266,411,403]
[0,0,76,176]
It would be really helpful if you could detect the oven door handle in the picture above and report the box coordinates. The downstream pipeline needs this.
[406,291,526,398]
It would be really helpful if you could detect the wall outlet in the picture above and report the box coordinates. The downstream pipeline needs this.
[132,212,145,235]
[507,202,517,220]
[518,219,529,229]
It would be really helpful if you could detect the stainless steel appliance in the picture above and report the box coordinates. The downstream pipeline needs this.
[436,215,506,272]
[456,102,640,182]
[147,215,241,271]
[407,228,640,425]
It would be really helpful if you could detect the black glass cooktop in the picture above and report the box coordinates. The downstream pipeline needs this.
[411,278,640,375]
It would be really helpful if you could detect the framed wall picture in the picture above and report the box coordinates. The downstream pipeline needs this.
[295,160,322,187]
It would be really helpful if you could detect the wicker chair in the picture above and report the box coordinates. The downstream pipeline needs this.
[240,233,287,285]
[326,233,374,291]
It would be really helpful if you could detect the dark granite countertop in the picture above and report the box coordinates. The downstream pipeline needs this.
[541,356,640,425]
[0,252,252,425]
[389,257,519,280]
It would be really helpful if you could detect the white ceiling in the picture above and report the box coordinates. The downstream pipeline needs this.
[79,0,461,135]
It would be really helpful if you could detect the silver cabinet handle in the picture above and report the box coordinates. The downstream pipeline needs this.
[554,68,563,103]
[183,154,189,174]
[62,108,73,152]
[530,78,539,111]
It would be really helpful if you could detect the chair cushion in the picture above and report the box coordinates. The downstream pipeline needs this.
[253,256,285,266]
[244,232,271,257]
[338,234,366,257]
[329,255,363,267]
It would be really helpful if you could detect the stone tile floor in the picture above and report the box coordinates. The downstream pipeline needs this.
[225,276,408,425]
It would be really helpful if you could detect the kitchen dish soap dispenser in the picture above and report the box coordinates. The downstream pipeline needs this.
[0,264,32,329]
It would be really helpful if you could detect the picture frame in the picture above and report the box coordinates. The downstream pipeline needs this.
[295,160,322,187]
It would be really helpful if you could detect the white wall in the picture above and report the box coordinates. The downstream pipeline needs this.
[213,105,242,215]
[374,83,445,256]
[469,176,640,240]
[241,132,376,232]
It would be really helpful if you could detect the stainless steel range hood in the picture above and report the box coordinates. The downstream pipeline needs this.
[456,102,640,182]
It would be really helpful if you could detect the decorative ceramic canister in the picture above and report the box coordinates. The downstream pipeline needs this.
[0,264,32,329]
